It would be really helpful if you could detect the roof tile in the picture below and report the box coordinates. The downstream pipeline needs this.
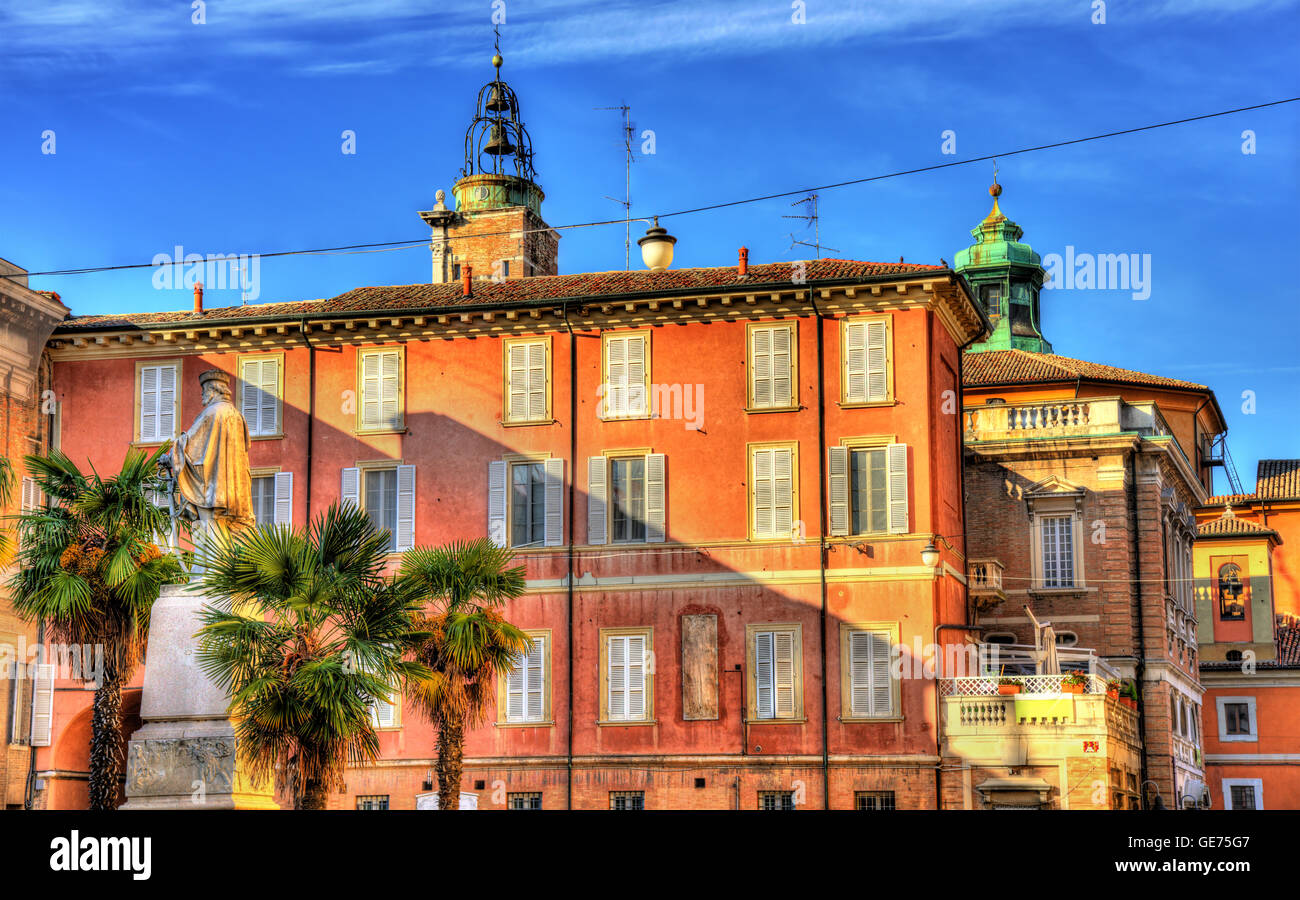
[962,349,1208,391]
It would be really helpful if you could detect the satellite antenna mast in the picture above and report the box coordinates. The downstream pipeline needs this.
[785,192,837,258]
[595,104,634,269]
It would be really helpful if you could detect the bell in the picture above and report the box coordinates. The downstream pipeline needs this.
[485,84,511,113]
[482,121,515,156]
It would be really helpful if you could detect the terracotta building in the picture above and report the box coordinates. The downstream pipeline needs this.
[0,258,67,809]
[953,183,1222,809]
[1195,460,1300,810]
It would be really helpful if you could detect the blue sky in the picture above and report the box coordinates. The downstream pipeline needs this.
[1,0,1296,492]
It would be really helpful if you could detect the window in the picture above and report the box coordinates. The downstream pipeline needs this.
[136,361,179,443]
[828,442,909,536]
[357,348,403,432]
[600,332,650,419]
[1223,779,1263,810]
[355,795,389,810]
[749,444,797,540]
[341,465,415,552]
[503,337,549,424]
[600,629,653,723]
[1216,696,1257,742]
[747,625,802,721]
[980,283,1003,318]
[841,317,890,405]
[511,462,546,547]
[29,664,54,747]
[7,663,33,744]
[508,792,542,810]
[1218,564,1245,620]
[747,323,796,410]
[842,625,897,720]
[250,472,293,527]
[488,458,564,548]
[855,791,895,811]
[1040,515,1075,588]
[759,791,796,811]
[587,454,665,545]
[502,632,549,724]
[238,354,281,437]
[609,791,644,810]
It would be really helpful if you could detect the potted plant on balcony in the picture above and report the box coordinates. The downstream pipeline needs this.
[997,677,1022,695]
[1061,671,1087,694]
[1105,679,1121,700]
[1119,681,1139,709]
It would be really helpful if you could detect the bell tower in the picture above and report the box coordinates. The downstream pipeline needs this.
[420,37,559,284]
[954,176,1052,354]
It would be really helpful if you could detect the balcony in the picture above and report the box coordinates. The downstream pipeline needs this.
[964,396,1187,463]
[967,558,1006,607]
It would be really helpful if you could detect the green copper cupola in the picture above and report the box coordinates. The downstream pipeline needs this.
[954,179,1052,354]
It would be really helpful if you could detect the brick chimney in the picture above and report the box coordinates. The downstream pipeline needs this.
[738,247,749,277]
[462,265,473,297]
[193,282,204,313]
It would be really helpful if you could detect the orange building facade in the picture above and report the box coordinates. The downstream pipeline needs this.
[34,256,986,810]
[1195,461,1300,810]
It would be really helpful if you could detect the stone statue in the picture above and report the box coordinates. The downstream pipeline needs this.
[162,368,254,537]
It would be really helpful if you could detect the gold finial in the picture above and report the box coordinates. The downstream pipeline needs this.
[989,160,1002,198]
[492,25,503,70]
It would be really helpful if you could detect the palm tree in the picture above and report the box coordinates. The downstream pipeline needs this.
[7,447,183,810]
[400,538,529,811]
[195,503,430,810]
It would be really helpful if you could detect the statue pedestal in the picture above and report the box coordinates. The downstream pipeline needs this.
[121,583,278,809]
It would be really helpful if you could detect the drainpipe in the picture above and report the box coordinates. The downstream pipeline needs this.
[562,305,577,810]
[299,318,316,515]
[1127,449,1153,806]
[809,292,830,809]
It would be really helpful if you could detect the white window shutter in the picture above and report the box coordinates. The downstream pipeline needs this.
[259,358,279,435]
[751,327,772,408]
[139,366,158,442]
[755,632,774,719]
[525,636,545,721]
[850,631,871,717]
[886,443,908,534]
[273,471,293,526]
[341,467,361,509]
[370,691,397,729]
[395,465,416,551]
[605,337,626,417]
[626,335,646,415]
[844,322,867,402]
[507,343,527,422]
[158,364,176,440]
[870,631,893,716]
[850,630,894,718]
[587,456,607,545]
[753,449,773,539]
[487,461,507,547]
[627,634,646,719]
[645,453,666,543]
[773,631,796,717]
[865,320,888,401]
[828,447,849,537]
[774,448,794,538]
[527,341,547,421]
[543,458,564,547]
[361,352,381,429]
[506,655,526,721]
[380,351,400,429]
[608,636,626,719]
[240,358,261,434]
[31,663,55,747]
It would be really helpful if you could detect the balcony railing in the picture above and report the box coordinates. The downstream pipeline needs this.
[939,672,1111,697]
[968,558,1006,605]
[964,396,1188,463]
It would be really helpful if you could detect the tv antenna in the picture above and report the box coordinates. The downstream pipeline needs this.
[595,104,635,269]
[785,193,837,258]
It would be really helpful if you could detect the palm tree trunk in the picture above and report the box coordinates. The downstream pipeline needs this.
[298,777,329,810]
[436,717,464,810]
[87,674,123,811]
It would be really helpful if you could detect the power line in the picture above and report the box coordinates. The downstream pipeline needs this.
[5,96,1295,284]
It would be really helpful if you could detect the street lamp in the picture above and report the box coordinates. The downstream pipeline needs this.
[920,539,940,568]
[638,217,677,271]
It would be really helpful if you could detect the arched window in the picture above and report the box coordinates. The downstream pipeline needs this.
[1218,564,1245,620]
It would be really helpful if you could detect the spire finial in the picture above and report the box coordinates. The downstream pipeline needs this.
[492,24,503,70]
[990,159,1002,198]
